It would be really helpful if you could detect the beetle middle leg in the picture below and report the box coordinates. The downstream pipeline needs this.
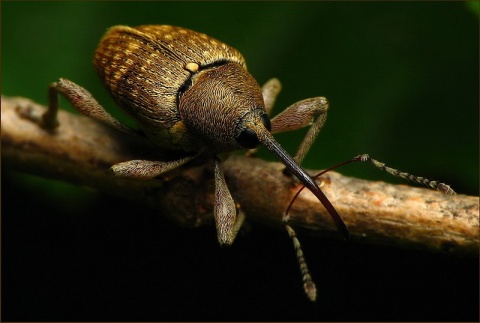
[48,78,202,179]
[111,155,197,179]
[18,78,198,180]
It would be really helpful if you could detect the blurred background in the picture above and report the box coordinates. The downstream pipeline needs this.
[2,2,478,321]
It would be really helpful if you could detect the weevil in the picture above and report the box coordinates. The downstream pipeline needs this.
[22,25,454,302]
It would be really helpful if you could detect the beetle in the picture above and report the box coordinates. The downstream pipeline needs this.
[23,25,454,302]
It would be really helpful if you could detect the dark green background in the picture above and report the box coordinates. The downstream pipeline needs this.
[2,2,478,321]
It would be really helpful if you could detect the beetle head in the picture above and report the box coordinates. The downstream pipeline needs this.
[178,61,350,239]
[178,62,271,153]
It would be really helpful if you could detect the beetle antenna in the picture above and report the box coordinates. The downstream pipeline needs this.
[257,130,349,239]
[282,154,455,301]
[286,153,455,216]
[285,154,367,216]
[359,154,456,195]
[280,156,364,302]
[256,129,346,301]
[283,213,317,301]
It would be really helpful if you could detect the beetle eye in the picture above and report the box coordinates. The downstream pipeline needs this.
[237,128,260,149]
[261,114,271,132]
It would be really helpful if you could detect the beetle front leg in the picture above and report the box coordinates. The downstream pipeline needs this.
[262,78,282,115]
[270,97,329,165]
[213,157,245,246]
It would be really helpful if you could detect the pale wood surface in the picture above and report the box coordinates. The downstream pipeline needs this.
[2,95,478,256]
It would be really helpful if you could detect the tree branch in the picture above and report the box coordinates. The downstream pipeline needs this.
[2,95,478,256]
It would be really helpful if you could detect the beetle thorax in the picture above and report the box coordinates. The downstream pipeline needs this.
[178,62,266,153]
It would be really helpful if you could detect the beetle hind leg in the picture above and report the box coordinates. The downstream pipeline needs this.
[19,78,141,137]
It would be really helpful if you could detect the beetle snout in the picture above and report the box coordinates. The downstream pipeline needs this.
[236,113,272,149]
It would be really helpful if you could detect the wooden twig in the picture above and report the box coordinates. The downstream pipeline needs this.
[2,95,478,256]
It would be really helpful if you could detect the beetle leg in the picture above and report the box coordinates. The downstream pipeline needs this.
[245,78,282,157]
[270,97,329,165]
[42,78,139,136]
[111,155,196,179]
[262,78,282,115]
[213,157,243,245]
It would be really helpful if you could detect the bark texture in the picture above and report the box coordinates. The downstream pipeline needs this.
[2,95,478,256]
